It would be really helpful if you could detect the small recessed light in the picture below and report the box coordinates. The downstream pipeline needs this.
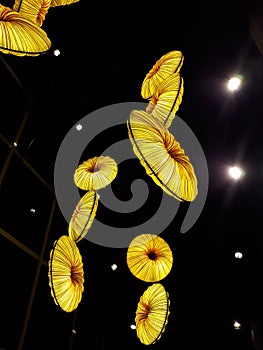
[53,49,60,56]
[76,124,82,131]
[13,142,17,147]
[233,320,241,330]
[130,324,136,330]
[227,75,243,91]
[235,251,243,259]
[30,208,36,213]
[111,264,117,271]
[228,166,244,180]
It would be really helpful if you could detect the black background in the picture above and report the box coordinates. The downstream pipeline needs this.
[1,0,263,349]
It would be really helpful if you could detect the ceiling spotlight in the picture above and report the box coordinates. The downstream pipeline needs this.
[111,263,118,271]
[235,251,243,259]
[228,166,243,180]
[76,124,82,131]
[233,320,241,330]
[53,49,60,56]
[130,324,136,330]
[227,75,243,91]
[30,208,36,214]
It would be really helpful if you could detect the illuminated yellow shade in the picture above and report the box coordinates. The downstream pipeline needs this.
[127,234,173,282]
[13,0,51,26]
[146,73,184,128]
[127,110,198,202]
[74,156,118,191]
[50,0,79,6]
[135,283,170,345]
[48,235,84,312]
[0,4,51,56]
[68,190,98,243]
[141,50,184,99]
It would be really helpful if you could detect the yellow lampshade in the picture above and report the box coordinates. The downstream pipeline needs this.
[74,155,118,191]
[68,190,98,243]
[141,50,184,99]
[127,233,173,282]
[0,4,51,56]
[127,109,198,202]
[13,0,51,26]
[146,73,184,128]
[135,283,170,345]
[48,235,84,312]
[50,0,79,6]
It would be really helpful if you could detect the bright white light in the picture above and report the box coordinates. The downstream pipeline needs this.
[227,76,242,91]
[235,251,243,259]
[111,263,117,271]
[233,321,241,330]
[30,208,36,214]
[53,49,60,56]
[97,193,100,199]
[76,124,82,131]
[228,166,243,180]
[13,142,17,147]
[130,324,136,329]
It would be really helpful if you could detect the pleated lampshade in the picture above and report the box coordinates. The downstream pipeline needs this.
[141,50,184,99]
[48,235,84,312]
[68,190,98,243]
[74,155,118,191]
[127,233,173,282]
[135,283,170,345]
[0,4,51,56]
[127,109,198,202]
[146,73,184,128]
[12,0,51,26]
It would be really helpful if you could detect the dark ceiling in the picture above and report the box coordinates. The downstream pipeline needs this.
[1,0,263,349]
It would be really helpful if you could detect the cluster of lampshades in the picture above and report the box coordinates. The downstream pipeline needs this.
[0,0,78,56]
[47,50,199,346]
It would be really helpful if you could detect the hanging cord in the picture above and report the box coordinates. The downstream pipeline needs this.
[68,309,78,350]
[0,53,32,188]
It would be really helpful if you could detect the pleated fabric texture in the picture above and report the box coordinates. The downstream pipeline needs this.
[68,190,98,243]
[48,235,84,312]
[141,50,184,99]
[74,156,118,191]
[135,283,170,345]
[127,109,198,202]
[127,233,173,282]
[0,4,51,56]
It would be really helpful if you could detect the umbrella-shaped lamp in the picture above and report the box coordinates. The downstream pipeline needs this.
[135,283,170,345]
[48,235,84,312]
[12,0,51,26]
[74,155,118,191]
[0,4,51,56]
[141,50,184,99]
[146,73,184,128]
[127,109,198,202]
[68,190,98,243]
[127,233,173,282]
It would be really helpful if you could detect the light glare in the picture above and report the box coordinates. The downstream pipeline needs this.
[234,321,241,330]
[235,251,243,259]
[227,75,243,91]
[111,263,117,271]
[53,49,60,56]
[228,166,243,180]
